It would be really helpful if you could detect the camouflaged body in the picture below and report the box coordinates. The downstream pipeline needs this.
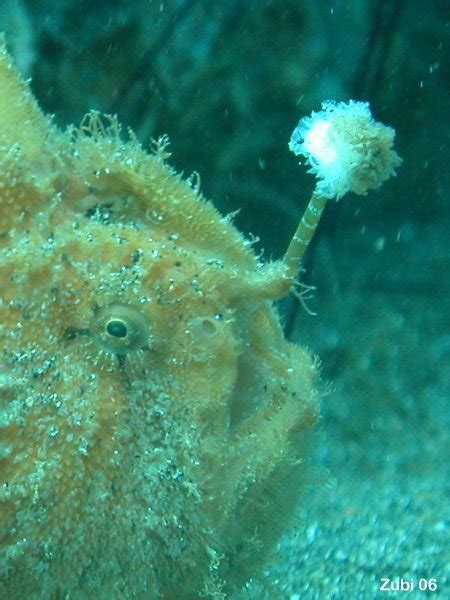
[0,39,318,598]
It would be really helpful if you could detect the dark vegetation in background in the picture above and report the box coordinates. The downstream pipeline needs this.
[6,1,448,227]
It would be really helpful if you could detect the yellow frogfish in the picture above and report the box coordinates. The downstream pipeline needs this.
[0,36,319,598]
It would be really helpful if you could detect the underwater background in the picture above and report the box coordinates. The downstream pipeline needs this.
[1,0,448,597]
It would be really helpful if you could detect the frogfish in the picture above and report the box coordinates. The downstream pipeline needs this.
[0,36,319,598]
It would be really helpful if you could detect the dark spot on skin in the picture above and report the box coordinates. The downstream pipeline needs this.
[84,203,113,224]
[60,252,72,264]
[64,326,89,340]
[131,250,142,264]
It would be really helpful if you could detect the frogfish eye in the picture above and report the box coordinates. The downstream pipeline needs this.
[90,303,150,354]
[106,319,128,338]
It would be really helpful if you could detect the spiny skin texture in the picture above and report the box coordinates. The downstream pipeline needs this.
[0,39,319,599]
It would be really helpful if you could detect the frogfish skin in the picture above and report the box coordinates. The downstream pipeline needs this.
[0,37,318,599]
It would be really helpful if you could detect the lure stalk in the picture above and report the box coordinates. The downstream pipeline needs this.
[283,190,327,278]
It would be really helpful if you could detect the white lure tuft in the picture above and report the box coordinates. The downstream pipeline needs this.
[289,100,402,199]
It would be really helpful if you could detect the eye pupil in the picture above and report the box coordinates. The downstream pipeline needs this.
[106,319,128,338]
